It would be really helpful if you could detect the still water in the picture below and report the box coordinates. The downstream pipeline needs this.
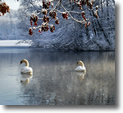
[0,47,115,105]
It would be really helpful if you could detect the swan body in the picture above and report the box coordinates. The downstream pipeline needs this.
[75,61,86,72]
[75,66,86,72]
[21,66,33,74]
[20,59,33,75]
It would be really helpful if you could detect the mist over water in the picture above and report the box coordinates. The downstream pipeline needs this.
[0,47,115,105]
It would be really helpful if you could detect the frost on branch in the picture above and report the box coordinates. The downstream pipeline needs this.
[30,14,38,26]
[94,6,99,18]
[27,0,99,36]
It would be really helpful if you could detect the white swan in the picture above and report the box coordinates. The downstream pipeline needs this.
[75,60,86,72]
[20,59,33,75]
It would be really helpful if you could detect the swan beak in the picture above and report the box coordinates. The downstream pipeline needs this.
[77,62,79,65]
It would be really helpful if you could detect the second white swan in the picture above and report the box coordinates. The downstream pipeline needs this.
[75,60,86,72]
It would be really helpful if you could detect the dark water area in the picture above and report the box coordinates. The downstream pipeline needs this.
[0,47,115,105]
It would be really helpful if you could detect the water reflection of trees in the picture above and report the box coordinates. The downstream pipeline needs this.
[18,50,115,105]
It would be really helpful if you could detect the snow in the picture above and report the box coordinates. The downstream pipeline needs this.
[2,0,20,10]
[0,40,32,47]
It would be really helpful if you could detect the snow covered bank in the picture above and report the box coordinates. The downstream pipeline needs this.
[0,40,32,47]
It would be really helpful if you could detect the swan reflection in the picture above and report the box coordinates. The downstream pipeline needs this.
[20,73,33,85]
[76,71,86,80]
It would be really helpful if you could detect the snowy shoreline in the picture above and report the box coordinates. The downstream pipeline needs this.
[0,40,115,51]
[0,40,32,47]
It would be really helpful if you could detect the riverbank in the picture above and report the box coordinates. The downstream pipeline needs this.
[0,40,32,47]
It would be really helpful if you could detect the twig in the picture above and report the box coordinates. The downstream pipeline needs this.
[61,4,86,24]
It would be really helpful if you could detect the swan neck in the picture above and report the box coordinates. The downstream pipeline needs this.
[80,62,84,67]
[24,60,29,67]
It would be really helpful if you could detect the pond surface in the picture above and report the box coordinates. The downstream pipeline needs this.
[0,47,115,105]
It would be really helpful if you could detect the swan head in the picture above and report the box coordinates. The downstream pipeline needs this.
[20,59,29,67]
[77,60,85,67]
